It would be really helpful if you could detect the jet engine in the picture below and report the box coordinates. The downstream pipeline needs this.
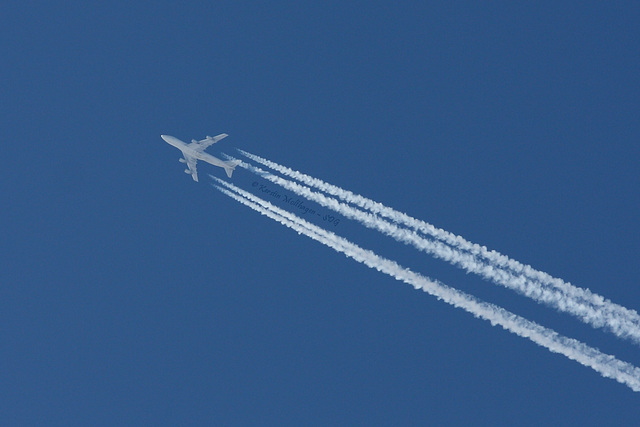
[179,158,186,163]
[184,169,192,174]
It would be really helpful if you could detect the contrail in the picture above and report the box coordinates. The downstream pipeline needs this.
[228,158,640,344]
[211,176,640,393]
[234,150,640,344]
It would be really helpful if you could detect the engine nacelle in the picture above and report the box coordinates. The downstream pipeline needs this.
[179,158,186,163]
[184,169,192,174]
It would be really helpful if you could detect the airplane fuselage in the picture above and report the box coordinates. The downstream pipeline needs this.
[161,135,229,169]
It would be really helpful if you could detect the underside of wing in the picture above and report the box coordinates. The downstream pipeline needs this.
[184,155,198,182]
[188,133,228,152]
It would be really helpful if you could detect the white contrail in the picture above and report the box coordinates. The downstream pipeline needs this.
[226,158,640,344]
[234,150,640,344]
[211,176,640,393]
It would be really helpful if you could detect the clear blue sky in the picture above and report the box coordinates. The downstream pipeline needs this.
[2,2,639,425]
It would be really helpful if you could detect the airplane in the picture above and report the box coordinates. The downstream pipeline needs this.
[161,134,241,181]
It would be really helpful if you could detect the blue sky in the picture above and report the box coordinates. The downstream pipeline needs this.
[2,1,640,425]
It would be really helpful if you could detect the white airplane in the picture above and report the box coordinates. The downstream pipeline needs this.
[161,134,241,181]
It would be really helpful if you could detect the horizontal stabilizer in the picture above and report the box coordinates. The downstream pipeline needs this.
[224,159,242,178]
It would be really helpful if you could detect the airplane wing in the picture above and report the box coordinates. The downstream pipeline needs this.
[188,133,228,152]
[184,154,199,182]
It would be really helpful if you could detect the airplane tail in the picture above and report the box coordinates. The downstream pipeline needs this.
[224,160,242,178]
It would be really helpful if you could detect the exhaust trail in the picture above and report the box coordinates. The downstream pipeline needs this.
[235,150,640,344]
[211,176,640,393]
[236,150,611,298]
[227,159,640,344]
